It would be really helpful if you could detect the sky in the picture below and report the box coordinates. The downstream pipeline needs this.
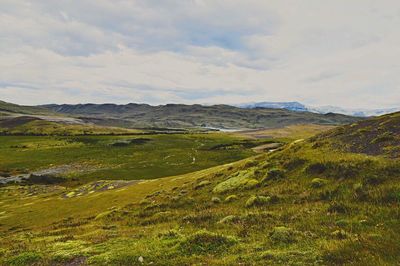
[1,0,400,109]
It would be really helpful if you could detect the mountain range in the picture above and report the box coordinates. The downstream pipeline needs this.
[41,103,361,130]
[238,101,400,117]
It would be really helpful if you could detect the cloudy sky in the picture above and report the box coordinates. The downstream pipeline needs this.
[1,0,400,108]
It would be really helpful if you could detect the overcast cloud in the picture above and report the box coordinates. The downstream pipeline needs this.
[1,0,400,108]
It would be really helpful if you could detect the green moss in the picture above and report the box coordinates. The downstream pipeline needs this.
[224,194,238,202]
[269,226,298,245]
[245,195,271,208]
[178,230,237,255]
[213,170,259,194]
[49,240,91,261]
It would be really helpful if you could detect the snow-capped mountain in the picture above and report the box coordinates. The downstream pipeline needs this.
[238,102,308,112]
[238,102,400,117]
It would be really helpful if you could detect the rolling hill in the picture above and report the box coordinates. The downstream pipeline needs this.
[312,111,400,158]
[1,112,399,265]
[42,103,362,129]
[0,100,55,115]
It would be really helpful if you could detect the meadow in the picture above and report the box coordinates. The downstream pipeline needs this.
[0,116,399,265]
[0,133,272,185]
[1,137,399,265]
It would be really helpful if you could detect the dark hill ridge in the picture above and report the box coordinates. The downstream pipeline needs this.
[311,111,400,158]
[42,103,362,129]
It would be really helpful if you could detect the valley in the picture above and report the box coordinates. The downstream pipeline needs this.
[0,101,399,265]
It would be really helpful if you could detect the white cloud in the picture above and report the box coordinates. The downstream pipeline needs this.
[0,0,399,108]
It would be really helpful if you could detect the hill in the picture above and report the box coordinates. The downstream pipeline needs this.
[1,112,399,265]
[42,103,361,129]
[0,115,142,136]
[311,111,400,158]
[0,100,55,115]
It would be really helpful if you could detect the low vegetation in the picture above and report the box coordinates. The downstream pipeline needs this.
[0,112,399,265]
[0,133,269,185]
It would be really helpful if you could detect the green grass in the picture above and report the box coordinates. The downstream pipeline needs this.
[0,119,142,136]
[1,139,399,265]
[0,133,269,184]
[0,115,399,265]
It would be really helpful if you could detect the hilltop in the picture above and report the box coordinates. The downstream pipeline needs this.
[42,102,361,129]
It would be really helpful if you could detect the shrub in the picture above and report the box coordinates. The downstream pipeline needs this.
[245,195,271,208]
[179,230,237,255]
[311,178,328,188]
[6,252,43,266]
[269,226,297,244]
[224,194,238,203]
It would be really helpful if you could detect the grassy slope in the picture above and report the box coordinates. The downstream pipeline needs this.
[312,111,400,158]
[0,116,399,265]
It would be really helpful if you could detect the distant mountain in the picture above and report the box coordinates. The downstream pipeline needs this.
[308,106,400,117]
[238,101,400,117]
[42,102,362,130]
[238,102,308,112]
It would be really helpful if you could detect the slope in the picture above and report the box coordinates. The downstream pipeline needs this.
[312,111,400,158]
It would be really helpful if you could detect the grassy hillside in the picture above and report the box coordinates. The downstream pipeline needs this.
[42,103,362,129]
[312,111,400,158]
[0,101,55,115]
[0,116,142,136]
[0,113,398,265]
